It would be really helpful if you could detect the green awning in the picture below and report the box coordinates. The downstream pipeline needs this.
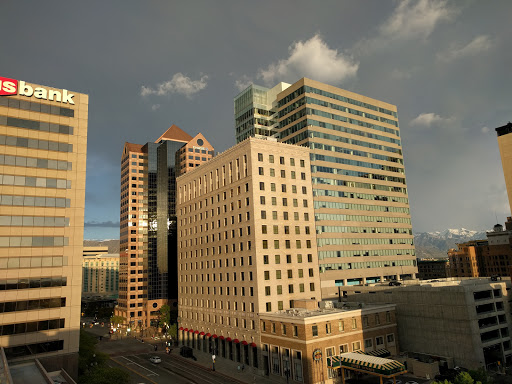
[365,349,391,358]
[327,352,406,376]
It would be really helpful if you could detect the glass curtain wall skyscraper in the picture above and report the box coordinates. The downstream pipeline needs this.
[235,78,417,297]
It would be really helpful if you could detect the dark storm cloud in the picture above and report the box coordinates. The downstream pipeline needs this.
[1,0,511,238]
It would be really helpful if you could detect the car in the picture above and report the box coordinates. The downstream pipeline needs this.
[149,356,161,364]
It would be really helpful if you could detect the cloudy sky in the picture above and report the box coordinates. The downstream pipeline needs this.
[2,1,511,239]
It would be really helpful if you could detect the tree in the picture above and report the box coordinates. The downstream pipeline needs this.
[468,368,491,384]
[167,323,177,340]
[79,365,129,384]
[454,372,474,384]
[432,379,453,384]
[158,304,171,330]
[110,315,125,326]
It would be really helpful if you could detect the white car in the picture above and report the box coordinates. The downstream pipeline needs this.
[149,356,161,364]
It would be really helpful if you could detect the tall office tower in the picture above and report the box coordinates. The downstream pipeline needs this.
[235,82,290,143]
[235,78,417,297]
[496,122,512,213]
[0,76,88,371]
[117,125,213,330]
[177,137,321,367]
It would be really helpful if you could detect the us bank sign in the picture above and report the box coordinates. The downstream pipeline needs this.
[0,76,75,105]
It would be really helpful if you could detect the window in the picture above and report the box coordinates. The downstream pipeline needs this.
[263,255,269,264]
[270,168,275,177]
[339,344,348,353]
[277,285,282,294]
[273,225,279,234]
[386,311,391,323]
[363,316,369,327]
[310,283,315,291]
[326,323,331,334]
[287,270,293,278]
[387,334,395,345]
[352,341,361,351]
[271,183,276,192]
[375,314,380,325]
[352,318,357,329]
[265,286,271,296]
[259,182,265,190]
[278,301,283,310]
[261,210,267,219]
[262,240,268,249]
[264,271,270,280]
[262,225,267,234]
[275,255,280,264]
[281,184,287,192]
[266,302,271,312]
[290,158,295,166]
[375,336,384,346]
[260,196,265,204]
[300,159,305,167]
[338,320,344,332]
[288,284,293,293]
[258,153,263,161]
[364,339,373,348]
[293,326,298,337]
[312,325,318,337]
[259,167,264,175]
[274,240,279,249]
[276,270,281,279]
[269,155,274,163]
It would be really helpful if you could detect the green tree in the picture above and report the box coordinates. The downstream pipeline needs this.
[454,372,474,384]
[79,365,129,384]
[158,304,171,330]
[468,368,492,384]
[432,379,453,384]
[110,315,125,326]
[167,323,177,340]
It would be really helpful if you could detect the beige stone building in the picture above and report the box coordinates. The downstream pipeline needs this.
[496,122,512,212]
[116,125,213,331]
[82,253,119,300]
[0,76,88,374]
[235,78,417,298]
[177,137,322,373]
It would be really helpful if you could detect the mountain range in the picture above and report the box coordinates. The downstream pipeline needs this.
[414,228,488,259]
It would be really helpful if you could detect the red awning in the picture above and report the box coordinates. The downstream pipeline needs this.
[226,337,232,342]
[206,333,211,337]
[233,339,240,344]
[250,342,257,348]
[200,332,205,336]
[212,334,218,338]
[179,327,184,331]
[219,336,225,340]
[183,328,188,332]
[194,330,199,334]
[241,341,248,346]
[188,329,194,333]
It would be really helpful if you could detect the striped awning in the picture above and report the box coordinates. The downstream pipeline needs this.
[366,349,391,358]
[327,352,406,376]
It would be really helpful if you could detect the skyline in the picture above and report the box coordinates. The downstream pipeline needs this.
[2,1,512,239]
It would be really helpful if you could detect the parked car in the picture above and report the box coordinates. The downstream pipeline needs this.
[149,356,161,364]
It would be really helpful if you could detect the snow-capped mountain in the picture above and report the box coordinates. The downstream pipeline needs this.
[414,228,488,259]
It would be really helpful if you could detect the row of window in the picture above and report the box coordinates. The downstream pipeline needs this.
[310,141,403,164]
[0,194,70,207]
[0,115,73,134]
[277,85,397,117]
[313,165,406,185]
[316,225,412,235]
[315,213,411,224]
[312,189,409,204]
[0,216,69,227]
[262,225,311,235]
[256,153,306,167]
[0,174,71,189]
[0,134,73,153]
[0,96,74,117]
[0,154,72,171]
[264,269,315,280]
[0,319,65,336]
[262,239,313,249]
[0,237,69,248]
[317,237,414,247]
[258,167,307,180]
[321,259,416,272]
[0,297,66,313]
[312,177,407,194]
[261,210,310,221]
[312,153,404,174]
[0,277,67,290]
[263,254,314,264]
[302,96,399,129]
[309,130,402,155]
[264,282,313,295]
[318,249,416,259]
[314,200,409,214]
[260,196,309,208]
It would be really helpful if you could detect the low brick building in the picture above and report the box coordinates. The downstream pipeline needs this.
[259,300,398,383]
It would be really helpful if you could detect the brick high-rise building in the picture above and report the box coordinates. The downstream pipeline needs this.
[116,125,213,330]
[0,76,88,375]
[235,78,417,298]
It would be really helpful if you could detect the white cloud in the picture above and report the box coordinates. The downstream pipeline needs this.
[380,0,456,41]
[258,34,358,86]
[410,112,453,127]
[141,73,208,98]
[391,67,421,80]
[235,75,254,92]
[481,126,490,133]
[151,104,160,111]
[437,35,493,62]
